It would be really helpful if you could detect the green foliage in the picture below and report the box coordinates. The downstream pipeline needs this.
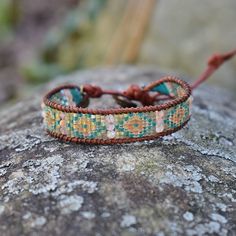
[23,0,107,83]
[0,0,19,39]
[22,62,64,84]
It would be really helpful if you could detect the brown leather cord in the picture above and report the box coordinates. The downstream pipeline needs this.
[84,83,161,106]
[191,49,236,89]
[46,118,190,145]
[43,76,191,115]
[83,84,103,98]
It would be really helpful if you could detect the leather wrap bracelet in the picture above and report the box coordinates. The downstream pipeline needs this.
[42,76,192,144]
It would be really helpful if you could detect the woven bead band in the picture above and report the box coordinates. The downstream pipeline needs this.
[42,76,192,144]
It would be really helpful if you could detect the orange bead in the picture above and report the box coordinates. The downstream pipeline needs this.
[60,120,66,127]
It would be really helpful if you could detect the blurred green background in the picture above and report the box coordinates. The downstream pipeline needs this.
[0,0,236,108]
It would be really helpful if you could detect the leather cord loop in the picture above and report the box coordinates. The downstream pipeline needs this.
[83,84,103,98]
[123,84,156,106]
[83,83,157,106]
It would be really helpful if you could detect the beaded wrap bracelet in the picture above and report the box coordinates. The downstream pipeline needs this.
[42,76,192,144]
[41,48,236,144]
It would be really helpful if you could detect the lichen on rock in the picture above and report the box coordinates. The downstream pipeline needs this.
[0,67,236,236]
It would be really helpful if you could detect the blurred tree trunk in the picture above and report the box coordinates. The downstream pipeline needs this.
[104,0,156,64]
[23,0,157,82]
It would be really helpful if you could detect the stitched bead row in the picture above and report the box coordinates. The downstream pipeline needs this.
[42,97,191,140]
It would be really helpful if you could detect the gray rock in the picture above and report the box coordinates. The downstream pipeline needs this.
[0,67,236,236]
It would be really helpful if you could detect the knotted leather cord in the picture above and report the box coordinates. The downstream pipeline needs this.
[69,49,236,106]
[191,49,236,89]
[42,49,236,144]
[86,48,236,102]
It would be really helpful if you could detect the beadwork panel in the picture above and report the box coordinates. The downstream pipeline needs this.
[42,98,191,140]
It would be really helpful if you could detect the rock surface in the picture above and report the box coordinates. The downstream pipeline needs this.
[0,67,236,236]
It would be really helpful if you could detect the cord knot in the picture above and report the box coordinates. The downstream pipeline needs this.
[83,84,103,98]
[208,54,225,69]
[123,84,155,106]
